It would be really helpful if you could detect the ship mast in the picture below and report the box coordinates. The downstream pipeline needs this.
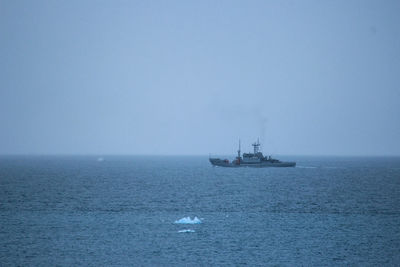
[252,138,260,154]
[237,139,241,158]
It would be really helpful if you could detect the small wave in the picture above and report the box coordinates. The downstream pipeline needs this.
[174,216,202,224]
[178,229,195,233]
[296,166,317,169]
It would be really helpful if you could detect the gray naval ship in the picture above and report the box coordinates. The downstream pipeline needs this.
[209,139,296,168]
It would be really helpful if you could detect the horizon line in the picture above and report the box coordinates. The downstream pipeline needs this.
[1,153,400,158]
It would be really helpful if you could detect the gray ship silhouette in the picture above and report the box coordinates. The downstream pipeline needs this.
[209,139,296,167]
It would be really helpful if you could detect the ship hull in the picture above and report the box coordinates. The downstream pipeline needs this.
[209,158,296,168]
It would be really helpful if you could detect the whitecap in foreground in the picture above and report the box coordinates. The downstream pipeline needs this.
[174,216,202,224]
[178,229,195,233]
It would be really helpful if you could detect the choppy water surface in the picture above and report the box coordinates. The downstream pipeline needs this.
[1,156,400,266]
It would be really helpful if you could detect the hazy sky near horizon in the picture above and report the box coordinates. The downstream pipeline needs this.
[1,0,400,155]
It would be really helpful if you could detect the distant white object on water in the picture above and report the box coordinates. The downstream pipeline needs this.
[174,216,202,224]
[97,157,104,162]
[178,229,196,233]
[296,165,317,169]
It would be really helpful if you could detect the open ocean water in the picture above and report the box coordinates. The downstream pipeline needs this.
[1,155,400,266]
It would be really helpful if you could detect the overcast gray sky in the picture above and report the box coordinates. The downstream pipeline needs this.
[1,0,399,156]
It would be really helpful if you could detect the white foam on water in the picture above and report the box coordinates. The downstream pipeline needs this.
[174,216,202,224]
[178,229,195,233]
[296,166,317,169]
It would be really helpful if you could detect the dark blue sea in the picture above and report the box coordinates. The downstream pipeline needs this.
[1,156,400,266]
